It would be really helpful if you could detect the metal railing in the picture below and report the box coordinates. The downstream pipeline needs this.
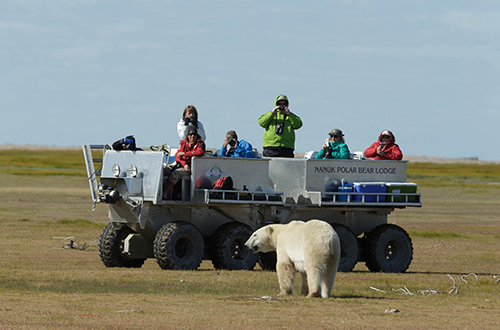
[319,191,421,206]
[199,189,284,205]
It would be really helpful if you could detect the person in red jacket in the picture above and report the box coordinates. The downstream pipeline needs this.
[163,126,206,199]
[364,130,403,160]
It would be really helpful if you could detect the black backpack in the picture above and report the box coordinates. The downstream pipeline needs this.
[112,135,137,151]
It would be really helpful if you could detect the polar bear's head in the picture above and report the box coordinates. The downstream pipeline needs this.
[245,225,275,253]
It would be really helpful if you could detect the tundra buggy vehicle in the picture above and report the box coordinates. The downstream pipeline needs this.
[83,144,421,273]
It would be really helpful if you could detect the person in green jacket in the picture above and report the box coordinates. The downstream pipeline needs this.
[315,128,350,159]
[258,94,303,158]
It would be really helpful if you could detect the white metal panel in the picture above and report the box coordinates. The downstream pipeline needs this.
[192,157,271,191]
[101,150,165,203]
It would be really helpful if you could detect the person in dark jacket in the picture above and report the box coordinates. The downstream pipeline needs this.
[315,128,350,159]
[218,130,253,158]
[364,130,403,160]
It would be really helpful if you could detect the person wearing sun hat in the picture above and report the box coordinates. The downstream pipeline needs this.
[315,128,350,159]
[364,129,403,160]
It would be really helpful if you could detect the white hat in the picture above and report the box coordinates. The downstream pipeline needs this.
[381,130,392,137]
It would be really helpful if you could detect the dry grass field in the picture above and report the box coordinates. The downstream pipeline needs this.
[1,148,500,329]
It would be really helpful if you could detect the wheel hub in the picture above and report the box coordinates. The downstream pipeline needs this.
[175,237,193,258]
[384,241,399,261]
[231,238,247,261]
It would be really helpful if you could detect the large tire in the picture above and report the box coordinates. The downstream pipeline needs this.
[257,251,277,271]
[211,222,258,270]
[365,224,413,273]
[331,224,359,272]
[153,222,204,270]
[98,223,146,268]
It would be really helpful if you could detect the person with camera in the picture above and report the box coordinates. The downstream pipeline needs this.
[177,105,206,141]
[163,126,206,199]
[258,94,303,158]
[315,129,350,159]
[364,130,403,160]
[218,130,253,158]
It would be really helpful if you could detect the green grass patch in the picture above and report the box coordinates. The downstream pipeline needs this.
[56,219,103,229]
[407,162,500,187]
[0,149,88,176]
[0,149,85,168]
[3,168,86,176]
[408,230,466,239]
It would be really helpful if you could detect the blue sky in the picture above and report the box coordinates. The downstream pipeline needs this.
[1,0,499,160]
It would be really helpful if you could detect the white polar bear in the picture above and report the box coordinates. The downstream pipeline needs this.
[245,220,340,298]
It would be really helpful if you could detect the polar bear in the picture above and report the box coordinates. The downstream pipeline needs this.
[245,220,340,298]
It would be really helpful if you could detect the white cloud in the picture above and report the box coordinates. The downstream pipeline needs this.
[0,21,50,34]
[124,42,159,51]
[109,105,160,114]
[98,23,141,38]
[440,10,500,34]
[52,45,101,60]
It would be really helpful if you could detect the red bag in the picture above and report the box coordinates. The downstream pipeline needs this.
[212,176,233,190]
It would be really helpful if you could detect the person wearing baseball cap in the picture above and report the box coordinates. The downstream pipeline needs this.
[218,130,254,158]
[364,129,403,160]
[315,128,350,159]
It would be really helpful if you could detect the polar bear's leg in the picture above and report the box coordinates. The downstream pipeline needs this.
[305,263,322,298]
[277,261,295,295]
[321,266,336,298]
[300,272,309,296]
[321,254,340,298]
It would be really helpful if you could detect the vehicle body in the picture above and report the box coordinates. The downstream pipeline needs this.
[83,145,421,272]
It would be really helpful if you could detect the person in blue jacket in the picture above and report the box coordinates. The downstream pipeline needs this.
[315,128,350,159]
[218,130,253,158]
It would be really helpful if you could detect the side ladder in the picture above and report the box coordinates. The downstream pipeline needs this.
[82,144,109,205]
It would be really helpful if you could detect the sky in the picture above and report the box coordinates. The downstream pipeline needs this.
[1,0,499,161]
